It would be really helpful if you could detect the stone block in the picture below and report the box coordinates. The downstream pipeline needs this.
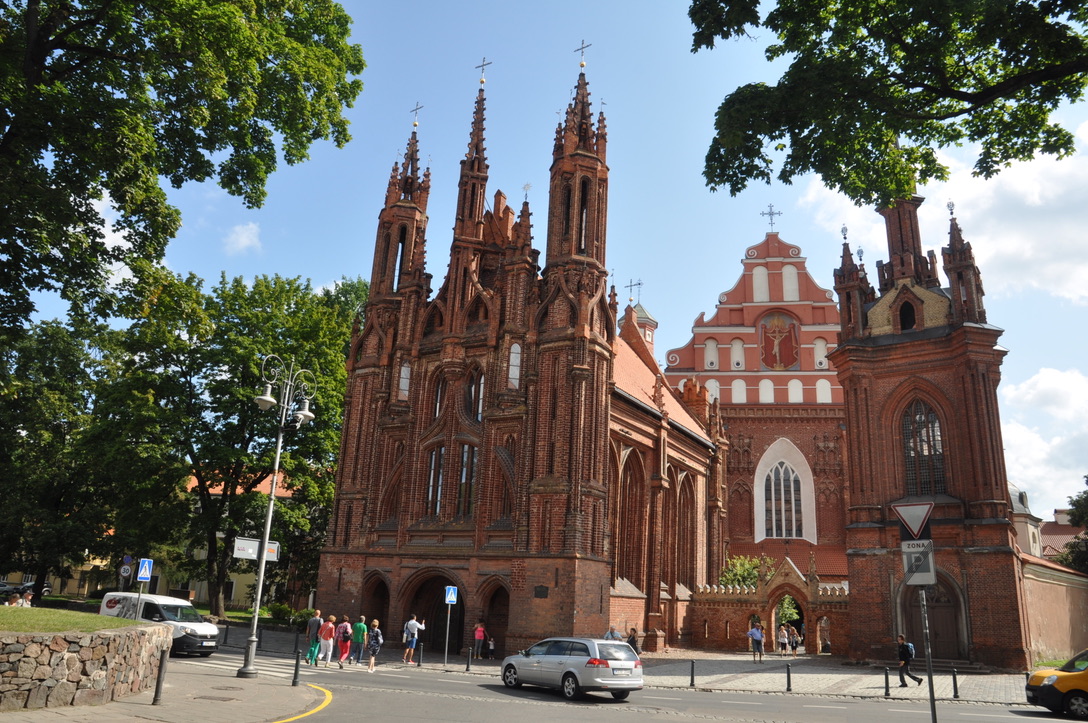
[0,690,29,711]
[72,687,106,706]
[25,683,48,709]
[46,680,77,707]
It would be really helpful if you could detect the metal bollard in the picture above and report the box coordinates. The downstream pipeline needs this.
[689,660,695,687]
[786,663,792,692]
[152,647,169,705]
[417,642,423,668]
[293,630,300,656]
[952,668,959,699]
[257,626,263,651]
[466,646,472,672]
[292,649,302,687]
[223,624,229,646]
[884,667,891,697]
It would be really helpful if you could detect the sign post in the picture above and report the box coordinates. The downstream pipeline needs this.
[890,503,937,723]
[443,586,458,666]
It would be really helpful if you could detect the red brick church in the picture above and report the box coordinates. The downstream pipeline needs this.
[317,69,1086,668]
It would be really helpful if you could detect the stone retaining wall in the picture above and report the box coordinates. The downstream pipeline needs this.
[0,624,171,711]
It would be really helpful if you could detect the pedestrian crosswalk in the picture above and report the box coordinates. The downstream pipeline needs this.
[175,653,361,680]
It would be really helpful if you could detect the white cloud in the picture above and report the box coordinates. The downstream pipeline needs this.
[1000,368,1088,517]
[223,222,262,256]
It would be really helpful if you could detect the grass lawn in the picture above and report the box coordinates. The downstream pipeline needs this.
[0,607,144,634]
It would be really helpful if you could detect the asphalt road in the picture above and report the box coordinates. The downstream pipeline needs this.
[186,650,1064,723]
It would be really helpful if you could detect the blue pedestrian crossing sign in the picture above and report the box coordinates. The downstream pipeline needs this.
[136,558,154,583]
[444,586,458,605]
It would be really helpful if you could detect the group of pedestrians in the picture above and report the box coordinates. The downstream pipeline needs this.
[304,609,384,672]
[2,592,33,607]
[746,621,802,662]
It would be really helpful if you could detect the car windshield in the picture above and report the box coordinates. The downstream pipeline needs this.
[597,643,638,661]
[161,604,204,623]
[1060,649,1088,673]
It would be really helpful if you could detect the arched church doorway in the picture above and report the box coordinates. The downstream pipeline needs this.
[904,577,963,660]
[481,583,510,659]
[772,593,804,655]
[404,574,465,658]
[361,575,390,631]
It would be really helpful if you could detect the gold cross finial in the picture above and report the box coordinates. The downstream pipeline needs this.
[574,39,592,68]
[475,56,492,84]
[409,102,423,128]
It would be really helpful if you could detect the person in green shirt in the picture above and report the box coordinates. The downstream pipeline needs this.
[349,616,368,665]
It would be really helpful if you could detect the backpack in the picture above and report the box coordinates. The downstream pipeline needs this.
[906,642,915,659]
[340,626,352,642]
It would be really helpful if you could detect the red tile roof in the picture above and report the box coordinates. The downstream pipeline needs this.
[1040,521,1085,559]
[612,336,710,445]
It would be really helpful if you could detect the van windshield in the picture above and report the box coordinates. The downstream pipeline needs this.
[160,604,204,624]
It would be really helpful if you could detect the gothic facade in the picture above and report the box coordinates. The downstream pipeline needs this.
[318,71,1086,668]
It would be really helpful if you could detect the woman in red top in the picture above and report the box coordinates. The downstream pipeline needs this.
[317,614,337,667]
[473,622,488,660]
[336,615,353,668]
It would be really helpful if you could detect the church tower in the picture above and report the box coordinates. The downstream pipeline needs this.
[829,197,1027,669]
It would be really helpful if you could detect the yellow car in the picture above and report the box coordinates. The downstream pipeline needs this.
[1026,649,1088,718]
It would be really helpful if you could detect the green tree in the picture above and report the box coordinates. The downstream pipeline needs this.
[688,0,1088,205]
[101,267,365,615]
[776,594,800,626]
[0,1,365,336]
[719,554,775,587]
[1056,474,1088,575]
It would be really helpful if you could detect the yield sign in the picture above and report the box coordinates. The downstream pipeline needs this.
[891,502,934,539]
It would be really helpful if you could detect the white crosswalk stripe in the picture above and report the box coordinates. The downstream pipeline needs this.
[175,655,321,680]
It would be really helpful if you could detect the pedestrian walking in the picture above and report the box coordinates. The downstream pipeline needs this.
[626,628,640,655]
[402,614,425,664]
[317,615,337,667]
[746,623,765,663]
[896,634,923,687]
[367,619,383,672]
[488,637,496,659]
[336,615,353,668]
[349,616,368,665]
[603,624,623,639]
[790,626,800,657]
[777,624,789,656]
[304,609,323,665]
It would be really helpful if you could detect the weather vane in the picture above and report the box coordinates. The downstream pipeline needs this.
[625,278,643,304]
[761,203,782,231]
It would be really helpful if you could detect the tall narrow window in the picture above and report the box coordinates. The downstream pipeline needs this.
[456,444,478,517]
[398,362,411,401]
[465,371,485,421]
[433,378,445,419]
[394,225,407,290]
[578,178,589,253]
[764,461,803,538]
[902,400,946,495]
[426,446,445,516]
[508,344,522,390]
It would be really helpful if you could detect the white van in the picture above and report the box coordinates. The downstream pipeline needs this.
[99,592,219,656]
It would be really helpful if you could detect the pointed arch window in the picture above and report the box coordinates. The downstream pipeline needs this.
[508,344,522,389]
[433,377,446,419]
[764,461,803,538]
[902,400,947,495]
[456,444,478,517]
[465,370,485,421]
[577,178,590,254]
[397,362,411,401]
[426,446,445,516]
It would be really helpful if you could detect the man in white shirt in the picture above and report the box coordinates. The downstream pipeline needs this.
[402,614,426,664]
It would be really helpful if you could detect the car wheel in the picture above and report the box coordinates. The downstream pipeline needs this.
[502,665,521,688]
[1065,691,1088,719]
[561,673,581,700]
[610,690,630,700]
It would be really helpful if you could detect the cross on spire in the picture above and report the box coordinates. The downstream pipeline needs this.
[475,56,492,84]
[760,203,782,231]
[522,182,531,202]
[409,102,423,127]
[625,278,643,303]
[574,39,592,67]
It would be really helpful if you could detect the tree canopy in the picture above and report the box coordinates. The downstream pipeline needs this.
[1057,474,1088,575]
[688,0,1088,205]
[0,1,365,336]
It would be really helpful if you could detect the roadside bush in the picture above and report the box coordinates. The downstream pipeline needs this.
[267,602,293,623]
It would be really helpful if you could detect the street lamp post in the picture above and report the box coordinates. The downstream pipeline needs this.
[237,354,316,679]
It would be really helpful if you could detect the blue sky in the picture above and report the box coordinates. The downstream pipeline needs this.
[100,2,1088,521]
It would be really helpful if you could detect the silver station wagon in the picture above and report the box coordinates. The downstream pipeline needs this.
[501,637,643,700]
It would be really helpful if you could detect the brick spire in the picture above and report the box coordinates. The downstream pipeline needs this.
[454,86,489,241]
